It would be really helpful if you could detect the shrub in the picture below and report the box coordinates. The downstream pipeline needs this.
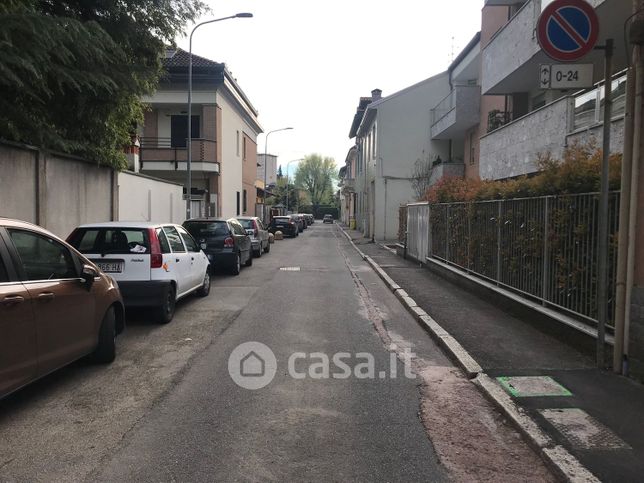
[422,140,622,203]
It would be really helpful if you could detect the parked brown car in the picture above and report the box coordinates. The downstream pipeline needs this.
[0,218,125,399]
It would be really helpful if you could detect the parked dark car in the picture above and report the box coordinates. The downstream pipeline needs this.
[183,218,252,275]
[0,218,125,399]
[323,214,334,224]
[268,216,299,238]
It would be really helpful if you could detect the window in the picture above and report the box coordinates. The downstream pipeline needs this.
[69,228,150,254]
[170,115,200,148]
[243,189,247,213]
[230,220,245,236]
[155,228,171,254]
[236,130,240,156]
[184,221,229,238]
[242,136,247,161]
[163,226,186,253]
[371,125,377,160]
[469,132,476,166]
[177,226,199,252]
[236,191,241,216]
[0,255,8,283]
[9,229,77,281]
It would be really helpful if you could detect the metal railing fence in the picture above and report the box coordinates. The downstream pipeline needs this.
[408,192,620,325]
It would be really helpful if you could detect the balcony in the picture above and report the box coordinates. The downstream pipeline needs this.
[341,177,356,193]
[430,86,481,140]
[482,0,630,95]
[479,96,572,180]
[140,137,219,173]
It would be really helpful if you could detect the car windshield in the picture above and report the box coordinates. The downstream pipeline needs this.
[69,228,150,254]
[184,221,229,238]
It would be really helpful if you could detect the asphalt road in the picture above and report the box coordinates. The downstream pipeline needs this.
[0,222,553,482]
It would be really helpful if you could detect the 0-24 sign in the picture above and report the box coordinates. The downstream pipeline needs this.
[540,63,594,89]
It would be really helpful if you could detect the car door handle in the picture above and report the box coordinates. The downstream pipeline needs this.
[37,292,55,302]
[176,258,180,263]
[191,257,195,261]
[1,295,25,307]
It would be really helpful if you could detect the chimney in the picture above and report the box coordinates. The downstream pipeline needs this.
[371,89,382,101]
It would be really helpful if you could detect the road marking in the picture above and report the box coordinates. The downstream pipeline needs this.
[279,267,301,271]
[497,376,572,397]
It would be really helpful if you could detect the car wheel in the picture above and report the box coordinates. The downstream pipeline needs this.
[264,241,270,253]
[245,251,253,266]
[230,253,241,275]
[91,306,116,363]
[196,271,211,297]
[254,247,262,258]
[156,284,176,324]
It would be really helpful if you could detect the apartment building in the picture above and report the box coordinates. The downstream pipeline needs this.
[479,0,629,180]
[349,77,451,241]
[138,48,262,219]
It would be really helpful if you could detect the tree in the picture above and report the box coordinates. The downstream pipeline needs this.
[0,0,207,167]
[411,153,440,200]
[294,154,337,207]
[267,176,298,211]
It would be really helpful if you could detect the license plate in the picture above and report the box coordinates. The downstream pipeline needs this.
[96,261,123,273]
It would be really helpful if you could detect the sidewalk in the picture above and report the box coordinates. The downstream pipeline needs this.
[342,227,644,482]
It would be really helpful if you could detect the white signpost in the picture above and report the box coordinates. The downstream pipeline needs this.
[540,63,594,89]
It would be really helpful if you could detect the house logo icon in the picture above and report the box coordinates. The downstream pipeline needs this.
[228,342,276,390]
[240,351,265,377]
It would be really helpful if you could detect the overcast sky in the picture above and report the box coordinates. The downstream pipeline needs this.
[178,0,484,175]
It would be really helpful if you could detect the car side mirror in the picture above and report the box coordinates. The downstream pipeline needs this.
[81,264,97,290]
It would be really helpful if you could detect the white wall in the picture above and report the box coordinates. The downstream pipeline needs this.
[117,171,184,224]
[373,72,451,240]
[218,90,259,218]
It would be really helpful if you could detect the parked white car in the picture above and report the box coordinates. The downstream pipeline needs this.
[236,216,270,257]
[67,222,210,323]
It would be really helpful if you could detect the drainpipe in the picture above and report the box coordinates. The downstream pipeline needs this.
[625,46,644,374]
[613,66,636,373]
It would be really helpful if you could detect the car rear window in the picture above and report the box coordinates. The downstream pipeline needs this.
[184,221,229,238]
[274,218,289,224]
[70,228,150,254]
[238,219,255,229]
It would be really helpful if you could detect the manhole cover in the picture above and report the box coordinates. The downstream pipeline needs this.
[279,267,301,271]
[539,408,631,450]
[497,376,572,397]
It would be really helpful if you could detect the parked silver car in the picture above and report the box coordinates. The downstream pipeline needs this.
[237,216,270,257]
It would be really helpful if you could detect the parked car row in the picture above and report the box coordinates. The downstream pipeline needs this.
[0,214,281,400]
[267,213,314,238]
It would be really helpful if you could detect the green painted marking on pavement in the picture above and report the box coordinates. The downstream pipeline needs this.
[496,376,573,398]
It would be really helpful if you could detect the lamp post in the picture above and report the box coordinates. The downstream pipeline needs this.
[262,127,293,221]
[186,12,253,220]
[286,158,303,214]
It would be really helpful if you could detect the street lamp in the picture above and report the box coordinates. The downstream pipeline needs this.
[186,12,253,220]
[285,158,303,214]
[262,127,293,221]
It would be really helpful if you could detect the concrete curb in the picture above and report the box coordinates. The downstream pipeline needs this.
[336,223,599,483]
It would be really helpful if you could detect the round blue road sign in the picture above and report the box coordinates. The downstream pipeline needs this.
[537,0,599,62]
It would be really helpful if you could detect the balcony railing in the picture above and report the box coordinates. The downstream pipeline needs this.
[140,137,217,169]
[572,72,627,131]
[431,90,457,126]
[430,85,481,139]
[487,110,513,133]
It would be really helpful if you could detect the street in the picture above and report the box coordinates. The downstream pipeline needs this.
[0,222,553,482]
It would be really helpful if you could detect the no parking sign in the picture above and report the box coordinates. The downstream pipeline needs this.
[537,0,599,62]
